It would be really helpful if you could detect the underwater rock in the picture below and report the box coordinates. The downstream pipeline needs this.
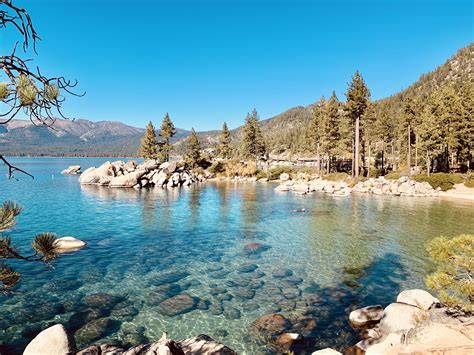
[277,299,296,311]
[74,317,116,345]
[282,287,301,300]
[209,304,224,316]
[249,314,292,343]
[158,294,198,317]
[272,268,293,278]
[291,316,318,337]
[285,276,304,285]
[83,293,120,310]
[248,279,264,290]
[110,304,139,321]
[223,307,241,320]
[238,263,258,273]
[243,242,270,255]
[243,303,261,312]
[197,299,211,310]
[215,293,233,302]
[234,288,256,301]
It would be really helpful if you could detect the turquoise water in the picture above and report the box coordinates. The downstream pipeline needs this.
[1,158,473,354]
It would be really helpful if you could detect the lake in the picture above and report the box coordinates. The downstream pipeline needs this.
[1,157,473,354]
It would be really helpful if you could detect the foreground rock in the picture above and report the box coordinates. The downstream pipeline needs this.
[349,305,383,328]
[61,165,81,175]
[348,289,474,355]
[23,324,76,355]
[77,160,206,188]
[54,236,87,253]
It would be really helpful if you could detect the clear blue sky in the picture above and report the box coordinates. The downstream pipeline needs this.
[3,0,472,130]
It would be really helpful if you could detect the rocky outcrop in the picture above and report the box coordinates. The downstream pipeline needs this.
[77,160,206,188]
[23,324,76,355]
[180,335,236,354]
[348,289,474,355]
[275,176,439,197]
[349,305,383,328]
[54,236,87,253]
[61,165,81,175]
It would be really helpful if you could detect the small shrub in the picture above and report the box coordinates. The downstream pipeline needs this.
[192,167,205,175]
[368,168,382,178]
[425,234,473,312]
[323,172,349,181]
[267,166,294,181]
[384,171,401,180]
[414,173,464,191]
[208,161,226,174]
[256,170,267,180]
[224,160,257,177]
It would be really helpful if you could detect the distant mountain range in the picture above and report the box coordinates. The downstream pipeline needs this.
[0,44,471,157]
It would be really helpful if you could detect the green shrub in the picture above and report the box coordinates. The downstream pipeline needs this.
[425,234,474,312]
[384,171,401,180]
[323,172,349,181]
[208,161,226,174]
[368,168,383,178]
[224,160,257,177]
[414,173,464,191]
[192,167,205,175]
[256,170,267,180]
[266,166,294,180]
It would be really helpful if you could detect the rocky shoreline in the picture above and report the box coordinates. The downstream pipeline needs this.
[22,289,473,354]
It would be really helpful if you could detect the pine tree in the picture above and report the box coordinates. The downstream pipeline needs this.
[218,122,232,159]
[345,70,371,178]
[362,102,378,177]
[139,121,159,159]
[242,109,266,162]
[158,113,177,162]
[307,97,325,174]
[322,91,341,173]
[186,128,201,168]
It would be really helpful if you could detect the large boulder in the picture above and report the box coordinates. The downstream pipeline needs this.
[123,160,137,172]
[109,170,146,188]
[280,173,290,181]
[349,305,384,328]
[78,162,116,185]
[61,165,81,175]
[160,161,177,174]
[396,289,440,311]
[54,236,86,253]
[379,302,427,334]
[24,324,76,355]
[152,170,168,187]
[137,159,159,171]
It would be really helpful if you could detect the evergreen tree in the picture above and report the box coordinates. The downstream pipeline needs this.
[218,122,232,159]
[362,101,378,177]
[345,70,371,178]
[322,91,341,173]
[139,121,159,159]
[158,113,177,162]
[186,128,201,168]
[242,109,266,162]
[307,97,325,174]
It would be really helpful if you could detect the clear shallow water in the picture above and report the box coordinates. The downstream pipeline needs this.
[1,157,473,354]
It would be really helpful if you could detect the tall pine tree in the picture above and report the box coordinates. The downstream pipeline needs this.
[345,70,371,178]
[139,121,159,159]
[186,128,201,168]
[158,113,176,162]
[242,109,266,162]
[218,122,232,159]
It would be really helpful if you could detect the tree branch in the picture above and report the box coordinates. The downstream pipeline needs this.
[0,155,34,179]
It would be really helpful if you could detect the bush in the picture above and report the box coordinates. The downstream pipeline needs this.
[425,234,474,312]
[414,173,464,191]
[464,180,474,188]
[367,168,383,178]
[192,167,205,175]
[266,166,294,181]
[323,172,349,181]
[208,161,226,174]
[384,171,401,180]
[224,160,257,177]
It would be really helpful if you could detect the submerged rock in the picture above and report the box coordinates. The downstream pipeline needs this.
[223,307,241,320]
[74,317,116,344]
[150,271,190,286]
[238,263,258,273]
[24,324,76,355]
[272,268,293,278]
[243,242,270,255]
[158,294,198,316]
[249,314,292,343]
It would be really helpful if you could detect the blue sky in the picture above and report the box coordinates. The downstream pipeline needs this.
[2,0,472,130]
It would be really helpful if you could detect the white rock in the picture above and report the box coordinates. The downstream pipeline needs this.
[396,289,440,311]
[54,237,86,252]
[280,172,290,181]
[61,165,81,175]
[23,324,75,355]
[349,305,384,327]
[78,162,115,185]
[363,333,403,354]
[379,302,427,334]
[109,170,146,187]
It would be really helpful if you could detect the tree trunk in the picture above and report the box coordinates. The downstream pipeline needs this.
[427,152,431,177]
[368,142,371,178]
[391,141,395,171]
[316,144,320,176]
[407,124,411,176]
[354,116,360,178]
[381,141,385,171]
[415,134,418,169]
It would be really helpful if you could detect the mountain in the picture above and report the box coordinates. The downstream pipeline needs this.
[1,44,471,158]
[0,119,190,157]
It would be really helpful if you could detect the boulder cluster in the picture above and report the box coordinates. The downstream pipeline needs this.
[275,176,438,197]
[314,289,473,354]
[61,165,81,175]
[75,160,205,188]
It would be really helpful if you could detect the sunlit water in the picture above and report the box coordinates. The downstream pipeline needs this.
[1,158,473,354]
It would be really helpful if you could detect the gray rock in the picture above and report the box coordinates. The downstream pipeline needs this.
[24,324,76,355]
[157,294,197,316]
[349,305,384,327]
